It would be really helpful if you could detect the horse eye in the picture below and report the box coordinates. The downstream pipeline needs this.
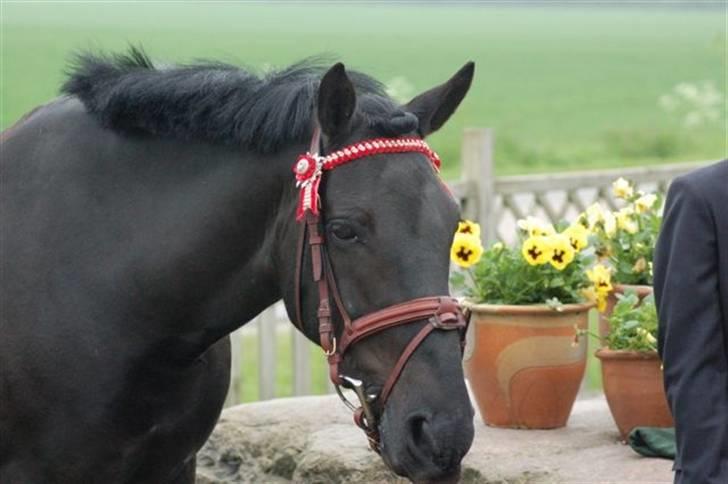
[329,223,358,242]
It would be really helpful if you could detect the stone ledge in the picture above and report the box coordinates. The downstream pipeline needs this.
[197,394,673,483]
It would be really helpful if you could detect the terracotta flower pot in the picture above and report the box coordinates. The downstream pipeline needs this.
[596,349,673,440]
[463,302,593,429]
[598,284,653,338]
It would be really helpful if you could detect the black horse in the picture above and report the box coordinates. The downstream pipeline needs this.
[0,49,475,483]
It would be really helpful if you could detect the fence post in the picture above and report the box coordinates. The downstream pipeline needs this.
[224,328,243,407]
[461,128,496,243]
[292,331,311,395]
[258,308,277,400]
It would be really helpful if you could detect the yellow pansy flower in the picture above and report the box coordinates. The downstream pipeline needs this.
[517,216,556,237]
[603,210,617,238]
[585,203,606,230]
[619,206,635,216]
[637,328,657,346]
[634,193,658,213]
[595,243,612,259]
[450,232,483,268]
[563,224,589,251]
[548,234,575,271]
[456,219,481,238]
[585,204,617,237]
[586,264,613,294]
[521,236,550,266]
[632,257,647,274]
[646,332,657,345]
[582,286,608,312]
[612,177,634,199]
[615,207,638,234]
[596,292,608,313]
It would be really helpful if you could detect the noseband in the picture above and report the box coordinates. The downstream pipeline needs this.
[292,127,469,453]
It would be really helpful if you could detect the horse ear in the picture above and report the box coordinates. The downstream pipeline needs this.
[404,62,474,137]
[317,63,356,139]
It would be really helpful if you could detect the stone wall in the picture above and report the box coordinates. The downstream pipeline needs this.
[197,394,673,483]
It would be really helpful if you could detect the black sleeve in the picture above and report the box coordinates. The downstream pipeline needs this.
[654,176,728,482]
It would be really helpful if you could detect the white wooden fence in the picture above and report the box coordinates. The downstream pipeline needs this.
[224,128,712,406]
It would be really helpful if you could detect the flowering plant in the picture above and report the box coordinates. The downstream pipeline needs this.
[581,178,662,285]
[579,289,658,351]
[450,219,602,308]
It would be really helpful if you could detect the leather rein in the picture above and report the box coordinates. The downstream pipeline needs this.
[292,126,469,453]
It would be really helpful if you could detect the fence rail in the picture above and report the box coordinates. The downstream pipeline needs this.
[225,128,713,406]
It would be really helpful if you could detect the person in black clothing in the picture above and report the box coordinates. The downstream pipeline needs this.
[654,159,728,483]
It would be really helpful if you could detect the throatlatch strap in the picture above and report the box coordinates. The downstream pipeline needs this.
[293,220,307,332]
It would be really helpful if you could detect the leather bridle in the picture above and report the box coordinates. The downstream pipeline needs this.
[292,126,469,453]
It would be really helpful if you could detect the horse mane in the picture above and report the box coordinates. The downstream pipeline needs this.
[62,47,412,153]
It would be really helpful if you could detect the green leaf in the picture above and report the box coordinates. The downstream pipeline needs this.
[550,277,565,288]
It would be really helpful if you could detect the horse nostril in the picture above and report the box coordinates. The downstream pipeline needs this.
[407,413,438,455]
[410,415,425,444]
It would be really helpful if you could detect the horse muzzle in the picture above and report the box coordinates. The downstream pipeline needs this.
[327,298,469,453]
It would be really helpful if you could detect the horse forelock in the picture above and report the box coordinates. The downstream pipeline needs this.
[61,46,416,154]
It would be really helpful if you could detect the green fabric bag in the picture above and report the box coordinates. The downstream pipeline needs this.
[628,427,676,459]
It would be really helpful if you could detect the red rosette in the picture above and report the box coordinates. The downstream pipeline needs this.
[293,154,317,183]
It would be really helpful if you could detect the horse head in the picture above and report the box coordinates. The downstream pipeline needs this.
[277,62,476,483]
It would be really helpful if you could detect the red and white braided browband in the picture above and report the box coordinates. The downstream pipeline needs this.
[293,136,441,220]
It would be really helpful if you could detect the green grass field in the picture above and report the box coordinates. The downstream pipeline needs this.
[2,3,725,178]
[234,330,329,403]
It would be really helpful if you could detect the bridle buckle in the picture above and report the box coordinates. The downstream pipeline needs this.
[323,337,337,357]
[429,312,465,330]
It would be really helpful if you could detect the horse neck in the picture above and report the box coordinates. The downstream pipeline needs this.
[118,139,301,354]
